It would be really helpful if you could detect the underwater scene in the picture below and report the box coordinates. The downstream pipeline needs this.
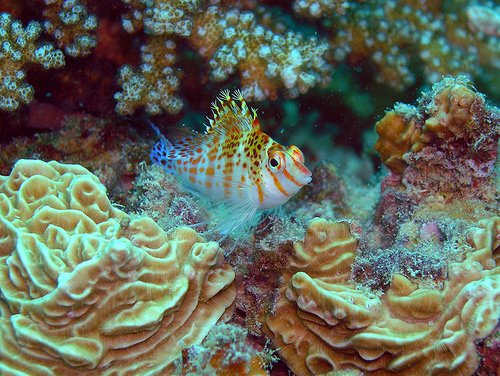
[0,0,499,375]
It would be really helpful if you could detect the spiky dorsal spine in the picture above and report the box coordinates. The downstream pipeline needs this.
[205,90,260,135]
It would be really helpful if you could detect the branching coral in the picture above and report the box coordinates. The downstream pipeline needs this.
[375,75,499,203]
[1,1,499,116]
[115,1,500,109]
[189,5,331,101]
[115,0,199,115]
[115,37,182,115]
[0,12,65,111]
[112,0,500,115]
[121,0,201,37]
[327,0,500,90]
[0,0,98,112]
[465,3,500,37]
[0,159,236,375]
[293,0,349,18]
[264,217,500,375]
[115,1,331,114]
[42,0,98,57]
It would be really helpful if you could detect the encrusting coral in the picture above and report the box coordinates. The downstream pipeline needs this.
[0,159,236,375]
[264,217,500,375]
[375,75,499,203]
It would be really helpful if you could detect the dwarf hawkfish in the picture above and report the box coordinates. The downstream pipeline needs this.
[150,90,312,236]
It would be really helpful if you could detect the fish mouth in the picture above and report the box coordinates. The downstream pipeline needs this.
[299,165,312,185]
[302,173,312,185]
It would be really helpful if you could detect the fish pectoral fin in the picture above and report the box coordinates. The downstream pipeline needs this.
[207,194,259,237]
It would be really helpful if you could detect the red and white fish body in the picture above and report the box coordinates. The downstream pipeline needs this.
[151,90,312,234]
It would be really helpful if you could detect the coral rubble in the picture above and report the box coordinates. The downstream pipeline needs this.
[0,159,236,375]
[176,323,269,375]
[0,1,498,374]
[257,75,499,375]
[0,115,150,205]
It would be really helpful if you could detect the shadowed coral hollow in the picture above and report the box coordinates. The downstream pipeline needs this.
[0,159,236,375]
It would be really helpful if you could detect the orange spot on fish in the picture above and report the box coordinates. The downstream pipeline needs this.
[256,182,264,204]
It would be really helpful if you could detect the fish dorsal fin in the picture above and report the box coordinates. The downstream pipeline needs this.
[205,90,260,136]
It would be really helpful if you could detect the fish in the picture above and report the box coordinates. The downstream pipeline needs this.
[150,89,312,235]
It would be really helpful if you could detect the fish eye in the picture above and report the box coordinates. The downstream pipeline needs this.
[268,151,285,172]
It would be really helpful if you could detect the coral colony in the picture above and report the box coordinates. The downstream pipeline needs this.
[0,1,499,376]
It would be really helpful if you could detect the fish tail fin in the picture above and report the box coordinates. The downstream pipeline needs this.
[149,122,175,174]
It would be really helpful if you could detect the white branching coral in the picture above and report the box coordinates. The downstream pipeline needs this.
[114,37,182,115]
[190,6,331,101]
[121,0,201,36]
[0,12,65,111]
[43,0,98,57]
